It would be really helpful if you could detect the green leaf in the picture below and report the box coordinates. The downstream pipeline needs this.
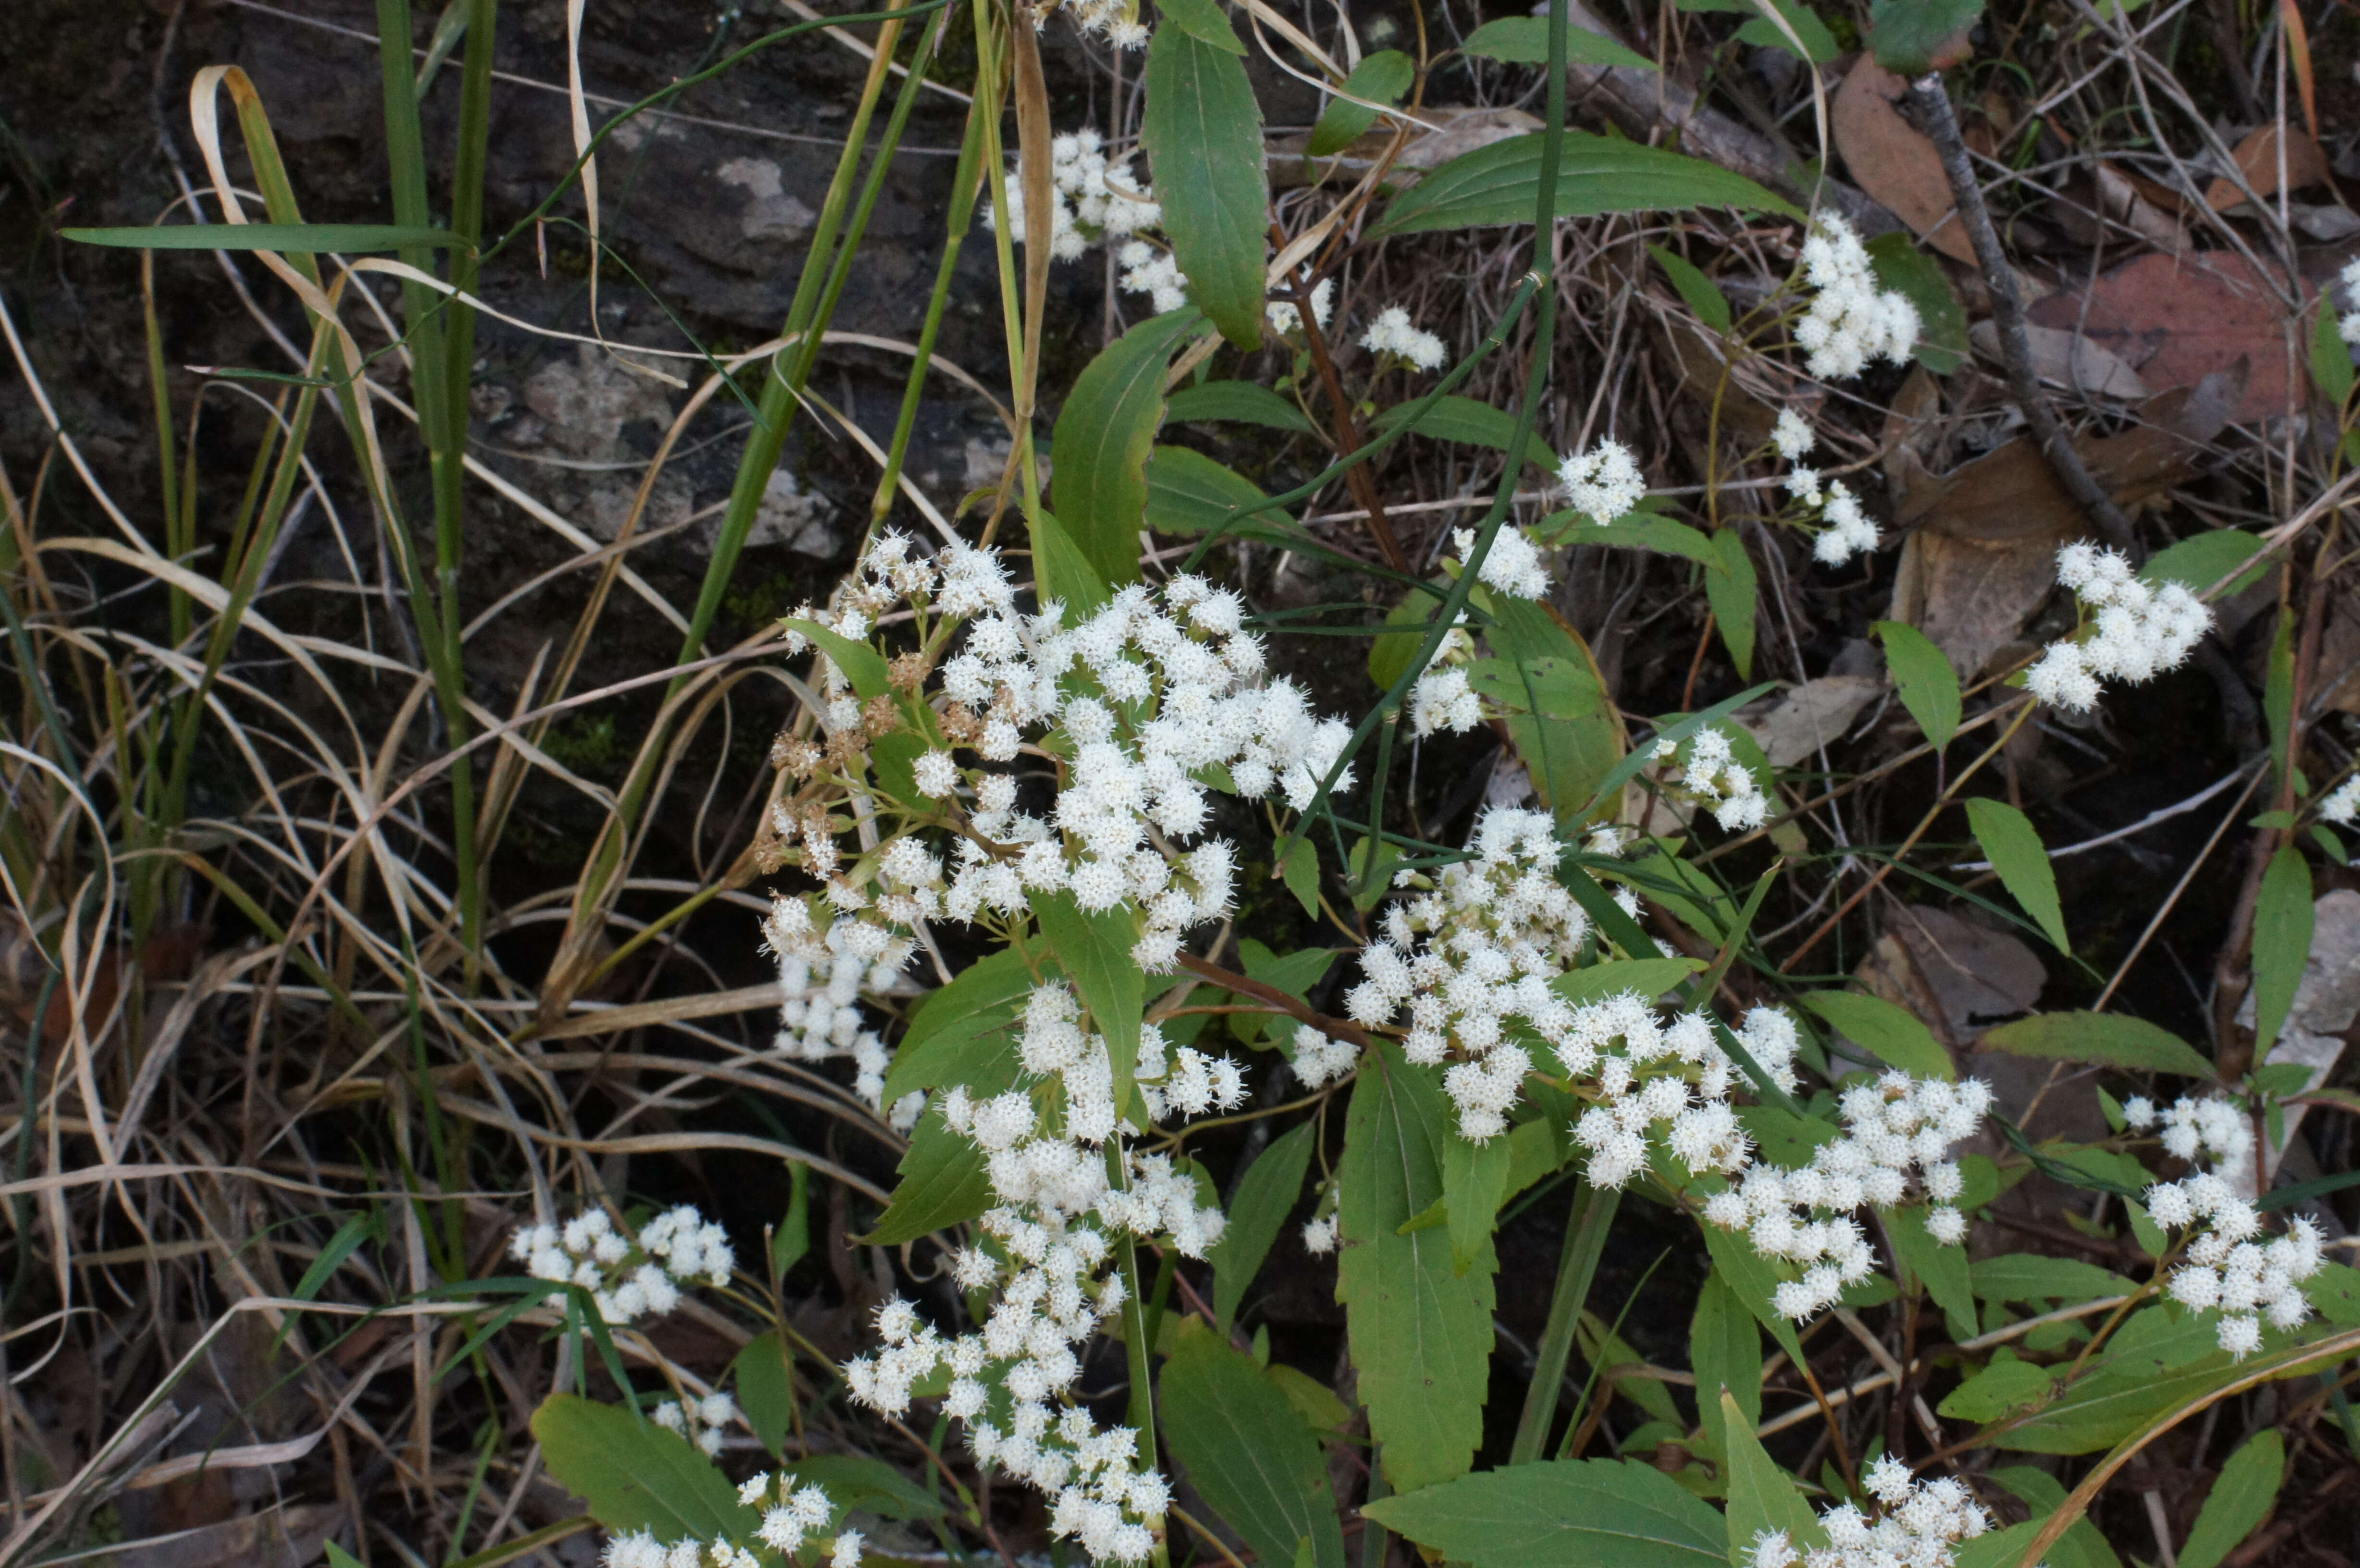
[1700,1221,1805,1363]
[772,1159,811,1280]
[1721,1390,1819,1566]
[1865,232,1968,374]
[1369,586,1447,693]
[1885,1205,1977,1340]
[783,1455,941,1519]
[1210,1122,1318,1327]
[1339,1042,1496,1493]
[1971,1253,2134,1304]
[1978,1011,2216,1079]
[2252,846,2314,1057]
[1051,310,1206,587]
[1142,31,1268,348]
[2313,299,2356,404]
[1372,394,1549,467]
[1363,1458,1726,1568]
[1162,1322,1350,1568]
[531,1393,753,1544]
[1984,1469,2122,1568]
[1308,49,1415,157]
[1031,506,1116,618]
[1460,15,1659,71]
[2179,1429,2286,1568]
[1874,620,1961,751]
[1145,445,1283,539]
[1152,0,1245,51]
[864,1108,992,1245]
[883,947,1037,1102]
[1442,1133,1513,1276]
[2305,1259,2360,1323]
[1283,836,1322,919]
[1704,529,1758,680]
[1868,0,1982,74]
[786,617,892,700]
[1265,1361,1352,1431]
[1937,1352,2057,1422]
[1483,597,1626,822]
[1997,1308,2233,1455]
[65,221,465,252]
[1649,245,1731,335]
[1241,938,1340,1002]
[1965,797,2070,954]
[1034,891,1146,1103]
[2143,529,2272,598]
[1798,992,1953,1080]
[1369,130,1797,239]
[1550,958,1706,1004]
[732,1332,798,1459]
[1688,1270,1760,1456]
[1165,380,1316,432]
[1675,0,1837,60]
[1562,512,1719,564]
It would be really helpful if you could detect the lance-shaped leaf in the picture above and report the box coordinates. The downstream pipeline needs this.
[1160,1322,1348,1568]
[1208,1121,1317,1327]
[2251,846,2313,1057]
[533,1394,754,1543]
[1965,797,2070,954]
[1050,311,1204,589]
[1308,49,1415,157]
[1363,1458,1725,1568]
[1034,891,1145,1104]
[1798,991,1953,1080]
[1370,131,1796,238]
[1721,1390,1821,1567]
[1978,1012,2215,1079]
[1875,620,1960,751]
[1142,32,1267,348]
[2178,1429,2285,1568]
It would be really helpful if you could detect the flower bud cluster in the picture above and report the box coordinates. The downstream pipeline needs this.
[1558,439,1648,526]
[509,1204,735,1325]
[2024,543,2212,713]
[1656,725,1772,832]
[762,895,924,1130]
[2124,1094,2326,1357]
[1781,466,1879,567]
[1701,1072,1991,1320]
[1360,304,1447,371]
[1406,617,1481,738]
[1751,1458,1998,1568]
[652,1391,743,1458]
[1793,214,1919,380]
[1449,523,1553,600]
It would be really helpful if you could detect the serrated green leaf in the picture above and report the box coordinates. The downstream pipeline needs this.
[1937,1353,2057,1422]
[1887,1205,1977,1340]
[1676,0,1837,59]
[772,1158,810,1280]
[1442,1132,1513,1277]
[1339,1042,1496,1492]
[1308,49,1415,157]
[2252,846,2314,1058]
[1721,1390,1819,1566]
[1369,586,1446,693]
[1798,991,1953,1080]
[1162,1322,1349,1568]
[786,617,892,700]
[1550,957,1705,1004]
[2180,1429,2286,1568]
[1265,1361,1352,1431]
[1865,230,1967,374]
[1705,528,1758,680]
[532,1394,753,1544]
[1867,0,1981,74]
[1369,130,1796,238]
[1874,620,1960,751]
[1028,506,1112,618]
[1165,380,1316,432]
[1995,1307,2232,1455]
[2143,529,2272,598]
[1363,1458,1725,1568]
[1561,512,1719,562]
[1689,1270,1760,1456]
[1050,310,1205,586]
[1701,1220,1805,1363]
[1966,797,2070,954]
[1649,244,1731,335]
[1460,15,1658,71]
[1210,1121,1317,1327]
[1284,835,1322,919]
[1142,32,1267,347]
[883,947,1036,1103]
[1978,1011,2215,1079]
[732,1332,797,1459]
[66,221,464,252]
[1483,597,1625,821]
[1372,393,1549,467]
[1145,444,1283,539]
[1152,0,1245,50]
[1971,1253,2134,1304]
[864,1108,993,1245]
[1035,891,1145,1102]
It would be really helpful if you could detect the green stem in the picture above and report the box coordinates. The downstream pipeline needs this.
[1508,1182,1618,1465]
[1105,1140,1160,1473]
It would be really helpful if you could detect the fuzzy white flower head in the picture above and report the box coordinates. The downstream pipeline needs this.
[1451,524,1553,600]
[1558,439,1647,525]
[1771,409,1816,462]
[1361,304,1448,371]
[2321,774,2360,827]
[1795,214,1918,379]
[1267,275,1335,335]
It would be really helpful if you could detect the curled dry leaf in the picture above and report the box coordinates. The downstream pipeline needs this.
[1969,320,2151,401]
[1855,904,2044,1050]
[2024,251,2295,422]
[1735,675,1885,767]
[2203,123,2330,211]
[1831,56,1977,264]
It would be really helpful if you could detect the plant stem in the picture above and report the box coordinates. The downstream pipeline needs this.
[1509,1181,1619,1464]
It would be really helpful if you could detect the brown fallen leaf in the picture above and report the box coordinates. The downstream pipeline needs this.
[1887,520,2071,679]
[1735,675,1885,767]
[1968,320,2150,400]
[2204,123,2330,211]
[1831,57,1976,264]
[2024,251,2297,422]
[98,1502,346,1568]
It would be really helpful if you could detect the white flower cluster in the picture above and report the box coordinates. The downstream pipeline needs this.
[598,1473,852,1568]
[1772,409,1814,462]
[2024,543,2212,714]
[1656,725,1772,832]
[1290,1022,1361,1087]
[1119,243,1191,315]
[1751,1458,1996,1568]
[651,1391,742,1458]
[1359,304,1447,371]
[778,535,1354,975]
[2338,257,2360,346]
[509,1204,735,1324]
[1266,271,1335,336]
[1702,1072,1991,1320]
[1061,0,1152,47]
[1558,438,1647,526]
[1794,214,1918,380]
[1778,421,1879,568]
[987,128,1162,261]
[2124,1094,2326,1358]
[2323,775,2360,827]
[764,896,924,1130]
[1450,523,1553,600]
